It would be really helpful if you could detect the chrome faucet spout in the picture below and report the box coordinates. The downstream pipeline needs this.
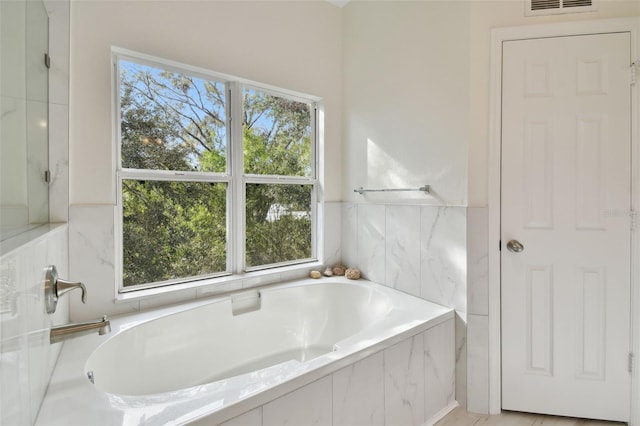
[50,315,111,344]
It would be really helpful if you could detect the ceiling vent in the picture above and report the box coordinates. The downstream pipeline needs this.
[525,0,596,16]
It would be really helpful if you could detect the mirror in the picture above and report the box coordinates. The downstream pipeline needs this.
[0,0,50,241]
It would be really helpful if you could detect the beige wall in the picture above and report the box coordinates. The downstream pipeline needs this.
[343,0,470,206]
[468,0,640,206]
[71,0,640,207]
[342,0,639,207]
[70,0,343,204]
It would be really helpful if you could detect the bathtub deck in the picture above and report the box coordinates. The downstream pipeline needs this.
[36,278,455,426]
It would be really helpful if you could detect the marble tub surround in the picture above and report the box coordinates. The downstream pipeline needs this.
[67,202,343,322]
[212,320,456,426]
[341,203,491,414]
[466,207,488,316]
[36,279,454,426]
[465,207,489,414]
[0,224,69,426]
[341,202,468,407]
[341,203,467,310]
[67,199,487,419]
[340,204,488,317]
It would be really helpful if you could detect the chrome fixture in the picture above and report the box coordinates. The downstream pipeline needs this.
[44,265,86,314]
[231,290,261,315]
[354,185,431,195]
[50,315,111,344]
[506,239,524,253]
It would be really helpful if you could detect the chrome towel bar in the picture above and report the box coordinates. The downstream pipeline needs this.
[353,185,430,195]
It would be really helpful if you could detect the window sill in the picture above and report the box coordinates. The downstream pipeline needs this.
[114,260,325,304]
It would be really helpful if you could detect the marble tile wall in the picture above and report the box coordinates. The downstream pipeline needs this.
[341,202,468,407]
[0,1,71,425]
[210,318,456,426]
[0,225,69,426]
[68,202,343,322]
[341,203,467,310]
[66,199,489,418]
[341,203,490,414]
[466,207,489,414]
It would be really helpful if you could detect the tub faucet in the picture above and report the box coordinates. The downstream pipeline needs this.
[50,315,111,344]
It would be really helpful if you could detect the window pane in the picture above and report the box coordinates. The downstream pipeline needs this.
[119,60,227,173]
[122,179,227,286]
[243,88,312,177]
[245,183,312,268]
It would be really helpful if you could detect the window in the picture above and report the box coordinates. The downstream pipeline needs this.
[115,50,318,291]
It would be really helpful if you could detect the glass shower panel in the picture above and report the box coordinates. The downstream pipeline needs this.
[0,0,49,240]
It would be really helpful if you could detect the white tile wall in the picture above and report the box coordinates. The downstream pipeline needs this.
[138,288,197,311]
[340,203,470,410]
[69,205,139,321]
[340,203,466,313]
[341,203,358,269]
[196,280,243,298]
[420,207,466,313]
[424,318,456,420]
[385,205,421,297]
[323,202,342,268]
[465,207,489,414]
[69,201,344,321]
[356,204,386,283]
[384,333,425,426]
[67,199,487,419]
[0,225,69,425]
[220,408,263,426]
[263,376,333,426]
[467,314,489,414]
[333,352,385,426]
[467,208,488,316]
[0,251,31,426]
[454,313,467,411]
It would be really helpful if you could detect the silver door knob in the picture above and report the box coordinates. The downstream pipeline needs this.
[506,240,524,253]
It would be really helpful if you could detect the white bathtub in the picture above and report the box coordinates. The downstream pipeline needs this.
[37,277,455,426]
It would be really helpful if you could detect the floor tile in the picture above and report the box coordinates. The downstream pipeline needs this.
[436,407,625,426]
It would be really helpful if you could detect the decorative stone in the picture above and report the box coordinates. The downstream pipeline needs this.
[332,264,346,276]
[323,267,333,277]
[345,268,361,280]
[309,270,322,279]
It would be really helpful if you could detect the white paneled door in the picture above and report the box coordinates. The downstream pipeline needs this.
[501,33,631,421]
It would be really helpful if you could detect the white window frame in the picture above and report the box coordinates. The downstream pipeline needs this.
[112,48,319,294]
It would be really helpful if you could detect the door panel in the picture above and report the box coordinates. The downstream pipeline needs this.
[501,33,631,422]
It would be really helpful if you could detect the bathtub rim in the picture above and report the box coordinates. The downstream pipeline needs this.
[36,277,454,426]
[85,278,399,397]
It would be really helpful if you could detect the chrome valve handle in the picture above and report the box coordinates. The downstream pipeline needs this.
[44,265,87,314]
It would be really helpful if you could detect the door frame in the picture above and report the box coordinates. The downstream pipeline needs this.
[488,17,640,421]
